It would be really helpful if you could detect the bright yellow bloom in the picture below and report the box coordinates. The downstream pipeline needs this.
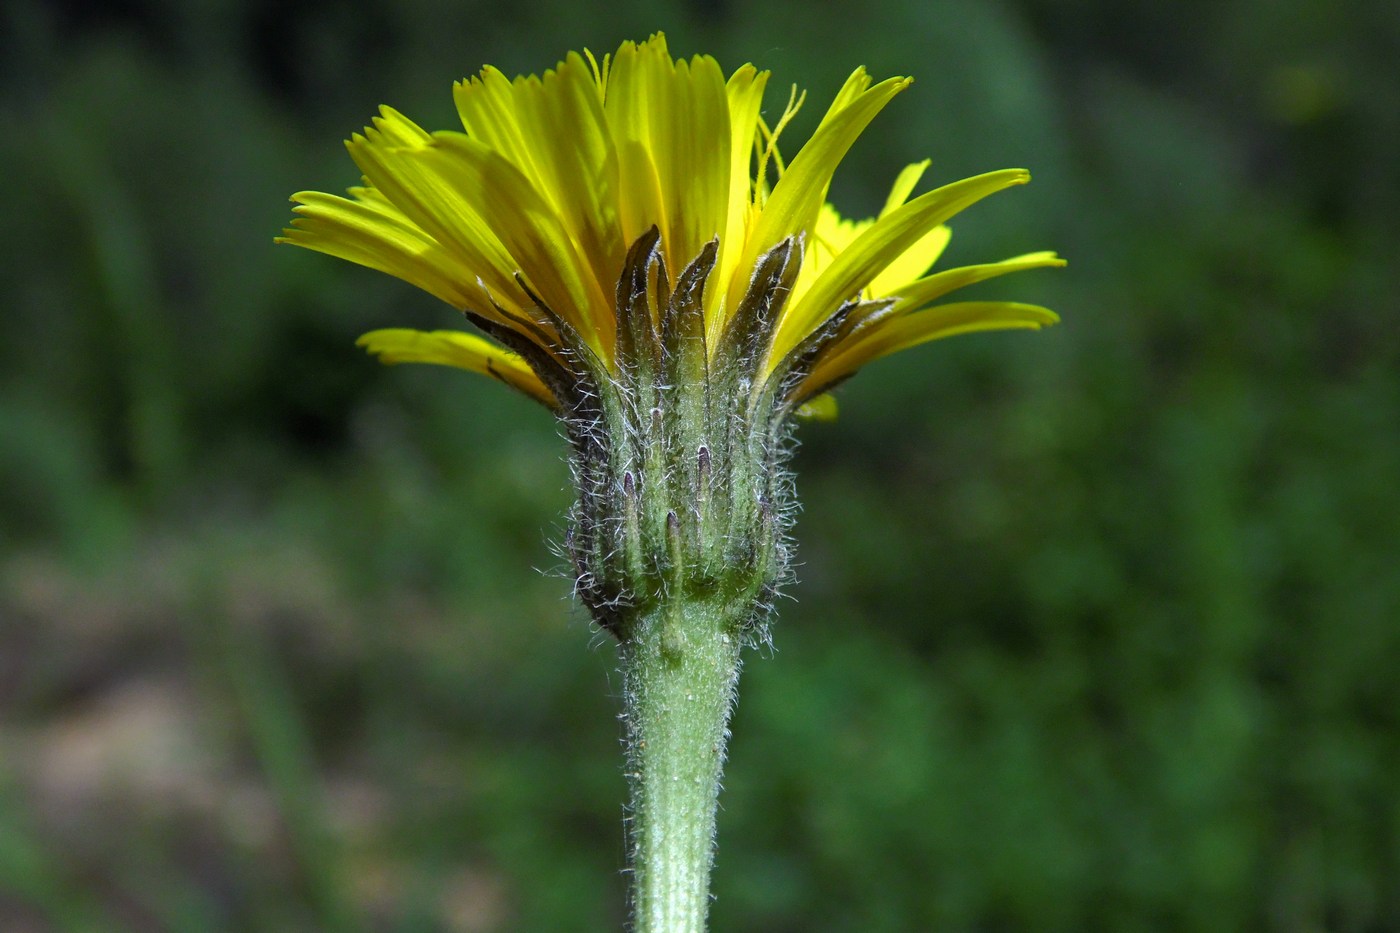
[279,44,1065,913]
[278,34,1062,413]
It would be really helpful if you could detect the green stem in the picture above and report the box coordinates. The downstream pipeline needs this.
[621,593,744,933]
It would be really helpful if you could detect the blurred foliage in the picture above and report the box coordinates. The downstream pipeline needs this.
[1,0,1398,929]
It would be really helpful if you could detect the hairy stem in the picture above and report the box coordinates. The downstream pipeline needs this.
[621,594,744,933]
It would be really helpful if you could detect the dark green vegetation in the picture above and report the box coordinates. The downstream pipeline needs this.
[2,0,1397,929]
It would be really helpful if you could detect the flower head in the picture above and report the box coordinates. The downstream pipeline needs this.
[278,34,1061,418]
[278,35,1063,637]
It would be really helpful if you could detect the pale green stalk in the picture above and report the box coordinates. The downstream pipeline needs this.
[620,596,744,932]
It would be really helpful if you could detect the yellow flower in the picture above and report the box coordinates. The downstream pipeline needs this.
[277,34,1061,415]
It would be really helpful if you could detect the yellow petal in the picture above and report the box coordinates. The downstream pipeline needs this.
[806,301,1060,390]
[605,37,674,260]
[370,105,433,146]
[878,160,931,218]
[794,392,839,421]
[604,38,733,279]
[715,63,770,329]
[359,129,613,357]
[345,114,524,308]
[278,189,487,311]
[662,54,732,272]
[868,224,951,298]
[889,252,1066,312]
[773,168,1030,365]
[729,70,912,316]
[456,55,624,302]
[453,66,540,180]
[356,328,557,408]
[788,204,870,313]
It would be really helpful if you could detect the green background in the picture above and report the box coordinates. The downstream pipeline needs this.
[2,0,1397,929]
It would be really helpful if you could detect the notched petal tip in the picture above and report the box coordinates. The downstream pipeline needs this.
[355,328,414,364]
